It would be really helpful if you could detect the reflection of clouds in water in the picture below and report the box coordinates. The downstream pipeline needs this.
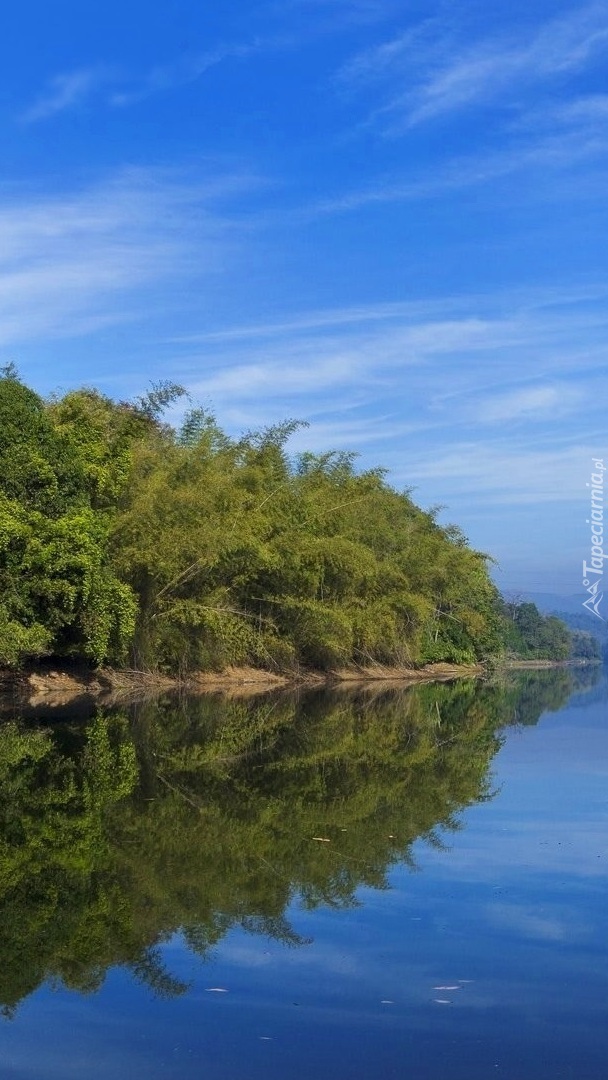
[412,818,608,881]
[400,710,608,884]
[199,922,447,1007]
[201,921,607,1033]
[484,902,574,942]
[209,940,278,969]
[499,718,608,776]
[153,688,608,1058]
[214,934,362,977]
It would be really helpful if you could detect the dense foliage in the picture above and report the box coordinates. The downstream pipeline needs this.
[0,368,575,671]
[552,610,605,664]
[499,599,573,661]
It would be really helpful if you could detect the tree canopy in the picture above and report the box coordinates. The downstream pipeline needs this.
[0,369,576,671]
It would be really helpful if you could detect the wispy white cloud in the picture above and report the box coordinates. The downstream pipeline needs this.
[0,168,250,348]
[173,283,608,344]
[20,67,110,123]
[408,6,608,127]
[289,122,608,220]
[162,286,608,520]
[513,91,608,137]
[181,291,608,392]
[265,0,397,29]
[184,313,526,414]
[341,4,608,130]
[555,92,608,123]
[171,300,442,343]
[20,0,399,124]
[392,442,595,506]
[337,18,441,86]
[464,384,583,424]
[108,40,267,109]
[20,36,275,121]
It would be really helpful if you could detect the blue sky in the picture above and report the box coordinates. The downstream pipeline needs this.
[2,0,607,594]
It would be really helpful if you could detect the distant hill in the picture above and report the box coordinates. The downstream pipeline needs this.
[521,591,594,617]
[551,609,608,645]
[516,592,607,657]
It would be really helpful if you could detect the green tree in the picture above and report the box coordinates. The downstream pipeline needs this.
[499,600,572,661]
[0,371,521,673]
[0,373,138,666]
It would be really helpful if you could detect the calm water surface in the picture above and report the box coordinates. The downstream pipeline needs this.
[0,669,606,1079]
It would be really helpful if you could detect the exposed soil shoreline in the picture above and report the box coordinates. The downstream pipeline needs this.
[1,656,591,711]
[1,661,485,709]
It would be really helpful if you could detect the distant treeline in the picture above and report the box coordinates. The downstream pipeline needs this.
[552,609,607,664]
[500,600,600,664]
[0,367,584,672]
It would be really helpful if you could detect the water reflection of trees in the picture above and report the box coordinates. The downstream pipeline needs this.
[0,667,596,1014]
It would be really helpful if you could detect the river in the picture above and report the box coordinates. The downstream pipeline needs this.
[0,667,606,1078]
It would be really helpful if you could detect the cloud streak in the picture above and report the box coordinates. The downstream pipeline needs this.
[20,67,110,122]
[340,4,608,130]
[169,289,608,512]
[20,37,275,121]
[0,168,250,348]
[108,40,268,109]
[465,384,583,424]
[289,123,608,222]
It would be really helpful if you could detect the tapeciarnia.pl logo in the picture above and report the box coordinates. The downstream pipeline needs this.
[582,458,605,620]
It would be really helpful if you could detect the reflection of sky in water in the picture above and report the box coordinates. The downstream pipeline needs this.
[1,681,607,1080]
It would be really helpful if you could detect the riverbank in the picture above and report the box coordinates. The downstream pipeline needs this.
[0,661,485,709]
[4,656,594,711]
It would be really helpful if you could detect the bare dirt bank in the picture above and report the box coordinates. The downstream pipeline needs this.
[1,661,485,709]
